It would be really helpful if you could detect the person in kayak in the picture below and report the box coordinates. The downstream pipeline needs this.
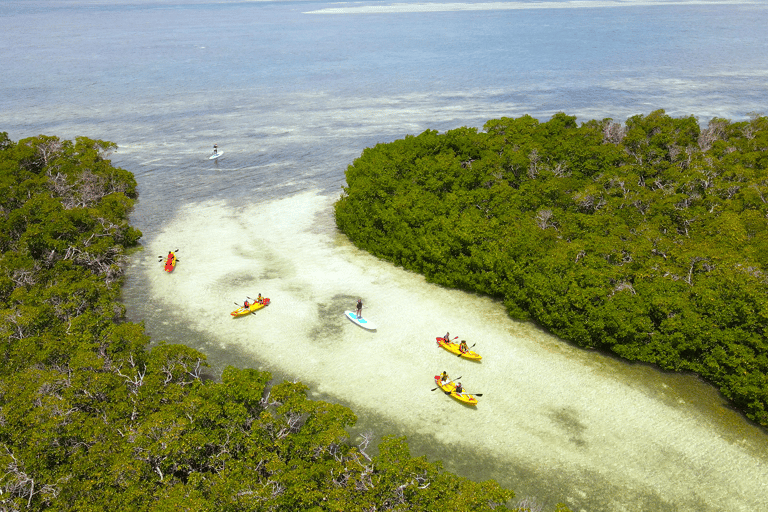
[454,382,464,395]
[444,332,450,343]
[440,371,450,384]
[256,293,263,304]
[459,340,469,353]
[243,299,250,308]
[356,299,363,318]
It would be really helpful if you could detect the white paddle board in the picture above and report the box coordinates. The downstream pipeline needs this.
[344,310,376,330]
[209,151,223,160]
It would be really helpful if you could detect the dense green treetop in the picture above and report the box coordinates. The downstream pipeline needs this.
[335,111,768,428]
[0,133,539,510]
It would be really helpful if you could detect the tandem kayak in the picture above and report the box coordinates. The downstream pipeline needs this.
[434,375,478,406]
[231,298,271,317]
[164,252,177,273]
[435,337,482,360]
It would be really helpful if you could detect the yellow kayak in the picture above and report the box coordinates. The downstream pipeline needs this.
[434,375,478,406]
[231,298,271,317]
[436,337,482,360]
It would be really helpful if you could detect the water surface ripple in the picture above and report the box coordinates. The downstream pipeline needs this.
[2,1,768,510]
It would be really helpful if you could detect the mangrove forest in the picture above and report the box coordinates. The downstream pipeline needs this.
[335,110,768,428]
[0,133,535,510]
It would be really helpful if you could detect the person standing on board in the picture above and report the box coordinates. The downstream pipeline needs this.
[213,143,218,155]
[356,299,364,318]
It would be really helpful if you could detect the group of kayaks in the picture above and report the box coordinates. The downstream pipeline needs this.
[162,255,477,405]
[341,301,483,406]
[341,308,481,404]
[434,336,482,406]
[160,250,272,317]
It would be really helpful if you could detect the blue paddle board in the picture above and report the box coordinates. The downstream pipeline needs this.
[344,310,376,330]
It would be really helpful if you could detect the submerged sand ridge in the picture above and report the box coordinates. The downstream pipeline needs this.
[137,190,768,512]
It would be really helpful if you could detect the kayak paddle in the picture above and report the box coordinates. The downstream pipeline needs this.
[431,376,461,392]
[447,390,482,397]
[158,249,179,259]
[456,387,482,397]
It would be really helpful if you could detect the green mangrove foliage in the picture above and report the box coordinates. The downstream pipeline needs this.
[0,133,528,510]
[335,110,768,427]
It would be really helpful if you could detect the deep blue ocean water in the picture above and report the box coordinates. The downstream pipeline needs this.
[3,1,767,211]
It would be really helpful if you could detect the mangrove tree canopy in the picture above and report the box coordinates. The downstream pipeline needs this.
[335,110,768,427]
[0,133,532,510]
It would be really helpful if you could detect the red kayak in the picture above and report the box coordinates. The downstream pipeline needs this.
[164,252,177,273]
